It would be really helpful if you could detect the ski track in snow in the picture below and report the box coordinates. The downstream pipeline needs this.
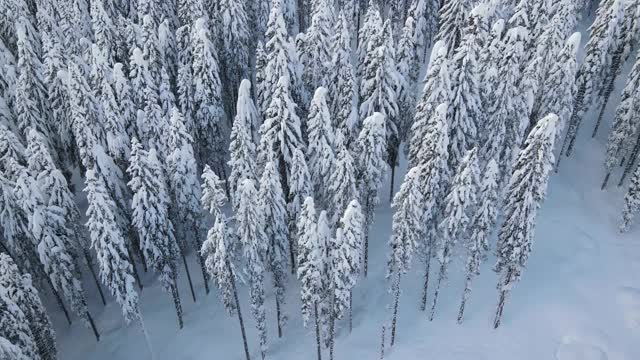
[51,20,640,360]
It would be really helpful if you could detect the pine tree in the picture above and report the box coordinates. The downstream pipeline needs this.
[435,0,470,56]
[167,107,209,295]
[100,67,130,163]
[0,254,57,360]
[356,112,388,276]
[563,0,626,157]
[219,0,251,114]
[603,51,640,188]
[91,0,116,63]
[306,87,335,207]
[329,10,357,145]
[395,16,419,143]
[255,41,269,114]
[176,24,195,135]
[259,158,290,338]
[328,135,358,224]
[621,164,640,232]
[458,158,499,323]
[414,103,450,312]
[191,17,226,175]
[0,283,39,360]
[406,0,440,61]
[127,138,183,329]
[387,166,422,345]
[257,75,304,191]
[408,41,450,167]
[494,114,558,328]
[430,148,480,320]
[228,80,258,203]
[84,168,140,323]
[200,168,251,360]
[287,148,312,272]
[236,179,268,358]
[299,0,333,93]
[357,2,382,77]
[158,19,178,85]
[296,196,323,360]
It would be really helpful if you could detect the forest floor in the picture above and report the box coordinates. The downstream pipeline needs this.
[52,26,640,360]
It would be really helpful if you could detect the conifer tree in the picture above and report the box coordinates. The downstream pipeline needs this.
[328,135,358,224]
[296,197,323,360]
[287,148,313,272]
[200,168,251,360]
[406,0,440,62]
[259,158,290,338]
[621,164,640,232]
[127,138,184,329]
[603,51,640,188]
[457,158,499,323]
[357,2,382,77]
[0,254,57,360]
[257,75,304,191]
[396,16,419,143]
[408,41,449,167]
[84,168,140,323]
[356,112,388,276]
[430,148,479,320]
[329,10,357,145]
[255,41,269,114]
[306,87,335,207]
[236,179,268,358]
[435,0,470,56]
[167,107,209,295]
[494,114,558,328]
[0,283,39,360]
[387,166,422,345]
[191,17,226,175]
[100,68,130,163]
[229,80,258,203]
[414,103,450,311]
[176,25,195,135]
[219,0,251,113]
[299,0,333,93]
[91,0,116,63]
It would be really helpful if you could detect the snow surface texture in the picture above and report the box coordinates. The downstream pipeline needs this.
[53,22,640,360]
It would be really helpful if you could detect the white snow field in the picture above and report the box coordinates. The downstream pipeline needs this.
[54,109,640,360]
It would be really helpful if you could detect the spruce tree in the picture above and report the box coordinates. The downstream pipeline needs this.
[306,87,336,207]
[167,107,209,295]
[494,114,558,328]
[434,0,470,56]
[127,138,184,329]
[357,1,382,77]
[219,0,251,114]
[236,179,268,358]
[328,135,358,224]
[621,164,640,232]
[299,0,333,93]
[0,283,39,360]
[100,67,130,163]
[430,148,479,320]
[458,158,499,323]
[259,158,290,338]
[287,148,313,272]
[158,19,179,84]
[406,0,440,62]
[396,16,419,144]
[228,80,258,204]
[296,196,323,360]
[356,112,388,276]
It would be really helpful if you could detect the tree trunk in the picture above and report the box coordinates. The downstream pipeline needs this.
[429,265,445,321]
[83,250,107,306]
[128,244,143,290]
[601,172,611,190]
[379,325,386,359]
[329,295,335,360]
[389,162,396,203]
[138,311,156,360]
[314,301,323,360]
[619,135,640,186]
[592,49,623,138]
[51,278,73,325]
[457,274,473,324]
[170,282,184,329]
[229,260,251,360]
[276,296,283,338]
[130,228,148,272]
[349,290,353,333]
[419,244,432,311]
[181,252,197,302]
[564,82,586,157]
[493,289,508,329]
[390,271,401,347]
[197,253,210,294]
[87,311,100,341]
[364,197,370,277]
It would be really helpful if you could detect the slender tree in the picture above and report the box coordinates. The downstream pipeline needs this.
[228,80,258,203]
[287,148,313,272]
[307,87,336,208]
[621,164,640,232]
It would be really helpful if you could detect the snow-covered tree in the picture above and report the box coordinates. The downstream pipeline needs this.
[356,112,388,276]
[430,148,480,320]
[621,164,640,232]
[219,0,251,113]
[306,87,335,207]
[100,68,130,163]
[255,41,269,113]
[287,148,312,271]
[259,158,290,338]
[0,254,56,360]
[407,41,450,167]
[167,107,209,294]
[435,0,470,56]
[127,138,183,329]
[299,0,333,92]
[395,16,419,143]
[328,135,358,224]
[191,17,226,174]
[296,196,323,360]
[0,281,39,360]
[228,80,258,202]
[406,0,440,61]
[112,63,138,142]
[236,179,268,357]
[257,75,304,190]
[458,158,499,323]
[84,168,140,323]
[357,2,382,77]
[329,10,357,145]
[493,114,558,328]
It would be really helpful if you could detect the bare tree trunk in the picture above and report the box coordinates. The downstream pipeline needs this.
[457,274,473,324]
[329,298,335,360]
[601,172,611,190]
[87,311,100,341]
[170,282,184,329]
[128,244,143,290]
[276,296,283,338]
[430,246,450,321]
[181,253,197,302]
[419,245,433,311]
[197,252,210,294]
[83,249,107,306]
[390,271,401,346]
[229,260,251,360]
[349,290,353,333]
[494,289,508,329]
[50,277,73,325]
[379,325,386,359]
[314,301,323,360]
[619,135,640,186]
[364,197,370,277]
[138,311,155,360]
